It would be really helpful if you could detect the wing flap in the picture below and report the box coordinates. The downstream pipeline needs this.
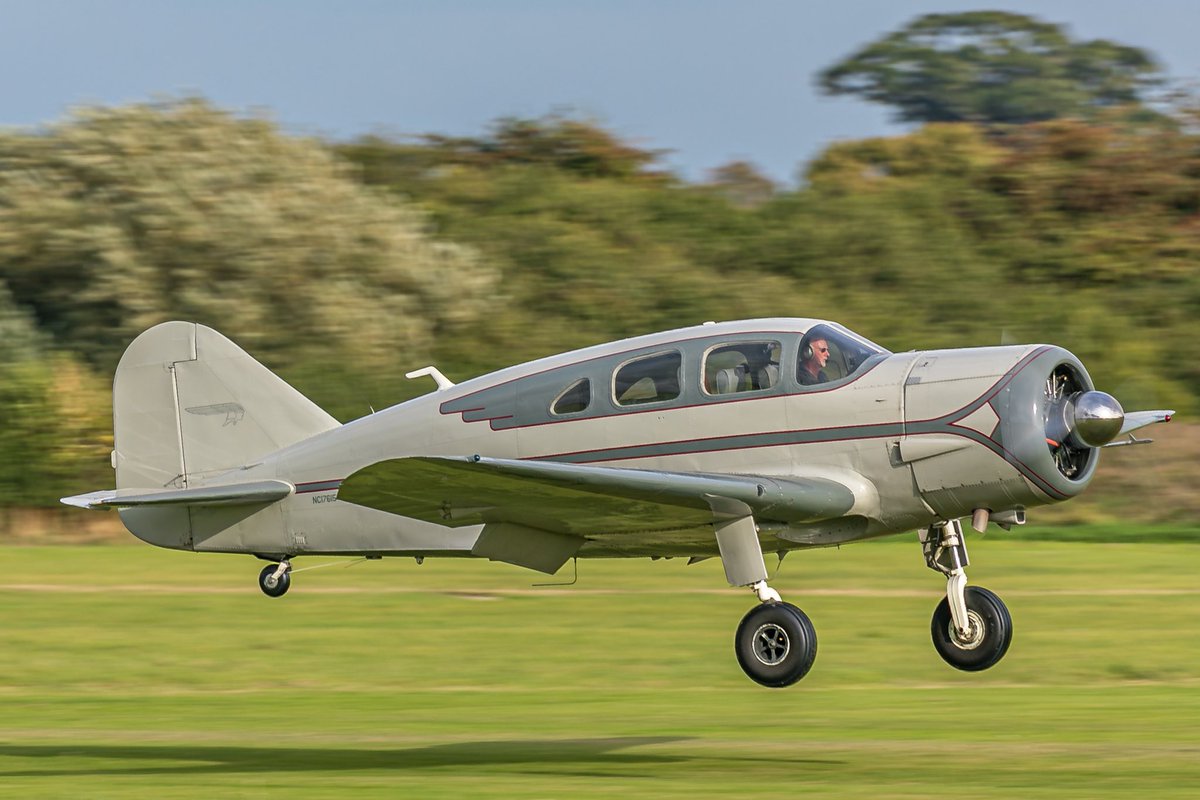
[472,522,585,574]
[61,479,294,510]
[336,455,857,537]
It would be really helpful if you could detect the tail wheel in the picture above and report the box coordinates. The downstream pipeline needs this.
[258,563,291,598]
[734,602,817,688]
[931,586,1012,671]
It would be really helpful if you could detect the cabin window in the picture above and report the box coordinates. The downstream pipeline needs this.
[613,351,681,406]
[703,341,781,396]
[551,378,591,415]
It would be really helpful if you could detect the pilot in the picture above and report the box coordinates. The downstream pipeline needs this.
[798,337,830,386]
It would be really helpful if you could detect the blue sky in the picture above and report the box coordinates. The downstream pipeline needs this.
[3,1,1197,183]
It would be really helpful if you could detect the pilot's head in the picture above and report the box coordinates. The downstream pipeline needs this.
[804,338,830,369]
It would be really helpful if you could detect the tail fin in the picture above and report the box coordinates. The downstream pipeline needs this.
[114,322,339,490]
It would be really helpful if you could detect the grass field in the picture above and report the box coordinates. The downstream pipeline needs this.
[1,537,1198,799]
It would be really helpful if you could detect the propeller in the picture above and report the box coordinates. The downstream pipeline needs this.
[1043,365,1124,478]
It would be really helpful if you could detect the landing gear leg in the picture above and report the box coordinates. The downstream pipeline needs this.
[258,560,292,598]
[921,520,972,637]
[716,516,817,687]
[920,520,1012,671]
[749,580,781,604]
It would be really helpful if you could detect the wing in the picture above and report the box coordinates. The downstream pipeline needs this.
[337,456,862,574]
[337,455,856,536]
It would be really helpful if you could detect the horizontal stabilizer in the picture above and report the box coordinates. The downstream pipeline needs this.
[60,480,294,510]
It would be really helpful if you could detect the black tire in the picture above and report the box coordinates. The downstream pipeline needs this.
[258,564,291,598]
[734,602,818,688]
[931,586,1012,671]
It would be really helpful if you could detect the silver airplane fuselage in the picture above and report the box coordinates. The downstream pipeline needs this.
[116,319,1095,560]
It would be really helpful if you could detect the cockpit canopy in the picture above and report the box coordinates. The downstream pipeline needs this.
[440,319,892,432]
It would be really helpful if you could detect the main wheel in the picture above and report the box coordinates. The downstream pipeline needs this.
[734,602,817,688]
[931,586,1012,671]
[258,564,291,598]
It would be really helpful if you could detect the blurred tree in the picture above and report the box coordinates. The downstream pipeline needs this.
[704,161,777,208]
[0,280,47,364]
[421,114,672,181]
[338,133,798,383]
[750,119,1200,411]
[818,11,1163,124]
[339,115,1200,419]
[0,284,111,505]
[0,98,496,372]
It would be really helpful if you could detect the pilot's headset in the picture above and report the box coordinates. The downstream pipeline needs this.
[800,338,814,362]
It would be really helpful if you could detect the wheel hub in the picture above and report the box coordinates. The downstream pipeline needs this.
[948,610,986,650]
[752,622,791,666]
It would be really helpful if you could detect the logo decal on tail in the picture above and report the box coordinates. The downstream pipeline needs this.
[186,403,246,426]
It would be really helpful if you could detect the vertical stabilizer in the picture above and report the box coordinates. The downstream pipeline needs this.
[114,322,340,490]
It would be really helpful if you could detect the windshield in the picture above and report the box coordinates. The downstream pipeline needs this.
[796,323,888,387]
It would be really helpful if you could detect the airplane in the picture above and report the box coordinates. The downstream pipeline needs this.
[62,319,1173,688]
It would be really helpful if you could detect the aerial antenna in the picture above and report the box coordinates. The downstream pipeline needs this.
[771,550,788,580]
[405,366,455,390]
[533,557,578,587]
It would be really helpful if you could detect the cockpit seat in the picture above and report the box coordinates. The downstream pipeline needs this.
[756,363,780,390]
[619,376,659,404]
[712,366,745,395]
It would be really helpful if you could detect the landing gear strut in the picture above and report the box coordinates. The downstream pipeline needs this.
[920,520,1012,671]
[258,560,292,598]
[715,515,817,687]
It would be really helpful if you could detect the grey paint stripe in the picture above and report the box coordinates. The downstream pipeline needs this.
[297,480,343,494]
[545,418,1064,499]
[540,422,907,464]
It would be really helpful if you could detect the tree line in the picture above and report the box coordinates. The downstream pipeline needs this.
[0,12,1195,517]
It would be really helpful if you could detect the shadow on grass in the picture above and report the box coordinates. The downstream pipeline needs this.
[0,737,760,778]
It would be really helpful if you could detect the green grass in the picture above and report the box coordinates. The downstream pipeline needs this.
[1000,523,1200,543]
[1,538,1198,798]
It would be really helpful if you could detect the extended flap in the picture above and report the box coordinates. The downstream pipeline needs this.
[472,522,585,574]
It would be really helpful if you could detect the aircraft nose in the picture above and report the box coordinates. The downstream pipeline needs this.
[1069,390,1124,447]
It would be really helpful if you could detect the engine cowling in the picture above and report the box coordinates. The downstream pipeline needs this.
[994,348,1117,501]
[902,345,1114,518]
